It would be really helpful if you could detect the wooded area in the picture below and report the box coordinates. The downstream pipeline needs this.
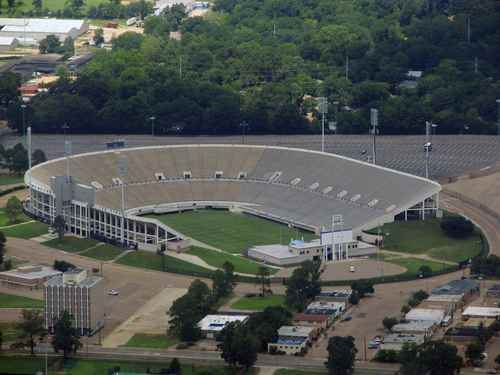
[4,0,500,135]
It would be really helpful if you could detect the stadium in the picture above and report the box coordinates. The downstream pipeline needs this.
[24,144,441,263]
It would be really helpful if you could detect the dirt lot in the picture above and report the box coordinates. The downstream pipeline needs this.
[102,287,186,348]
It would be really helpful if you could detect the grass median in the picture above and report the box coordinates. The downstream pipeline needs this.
[43,236,99,253]
[231,295,286,310]
[0,292,44,309]
[1,222,48,238]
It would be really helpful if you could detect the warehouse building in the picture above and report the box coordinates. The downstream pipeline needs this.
[405,308,445,325]
[462,306,500,319]
[197,314,249,339]
[44,268,104,336]
[0,36,18,51]
[0,18,88,43]
[268,326,315,355]
[431,279,479,303]
[381,333,425,351]
[392,321,436,339]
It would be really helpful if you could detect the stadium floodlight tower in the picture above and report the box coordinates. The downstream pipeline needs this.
[116,153,128,245]
[318,97,328,152]
[370,108,378,164]
[424,121,437,179]
[149,116,156,137]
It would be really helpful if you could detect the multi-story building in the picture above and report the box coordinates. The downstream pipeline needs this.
[44,268,104,336]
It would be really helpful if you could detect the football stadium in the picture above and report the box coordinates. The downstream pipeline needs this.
[24,144,441,264]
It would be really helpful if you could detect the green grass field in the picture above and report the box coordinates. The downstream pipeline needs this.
[0,174,24,186]
[187,246,275,275]
[231,295,285,310]
[117,250,213,276]
[0,208,30,227]
[0,292,44,308]
[43,236,98,253]
[124,333,179,349]
[383,256,450,277]
[80,244,123,261]
[0,357,253,375]
[147,209,316,254]
[1,221,48,238]
[0,0,112,15]
[370,219,482,263]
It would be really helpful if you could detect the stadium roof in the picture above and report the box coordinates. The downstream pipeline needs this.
[28,144,441,233]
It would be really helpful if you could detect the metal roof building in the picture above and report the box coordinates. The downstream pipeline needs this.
[0,18,88,42]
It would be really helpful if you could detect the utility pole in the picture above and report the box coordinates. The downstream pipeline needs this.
[239,121,249,144]
[370,109,378,165]
[149,116,156,136]
[27,127,33,212]
[318,97,328,152]
[496,99,500,136]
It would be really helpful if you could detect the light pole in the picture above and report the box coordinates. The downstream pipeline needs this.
[62,123,71,182]
[318,97,328,152]
[149,116,156,137]
[496,99,500,136]
[239,121,249,144]
[20,103,26,139]
[424,121,437,179]
[27,126,33,213]
[370,108,378,164]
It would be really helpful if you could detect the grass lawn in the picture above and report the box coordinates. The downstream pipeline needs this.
[370,219,482,263]
[0,0,112,14]
[116,250,213,276]
[0,292,43,308]
[43,236,98,253]
[0,174,24,186]
[0,322,20,342]
[231,295,285,310]
[0,357,253,375]
[384,256,450,277]
[124,333,178,349]
[80,244,123,261]
[0,208,30,227]
[187,246,276,275]
[1,221,48,238]
[147,209,316,254]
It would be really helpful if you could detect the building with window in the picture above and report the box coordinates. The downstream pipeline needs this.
[268,326,315,355]
[197,314,249,339]
[44,268,104,336]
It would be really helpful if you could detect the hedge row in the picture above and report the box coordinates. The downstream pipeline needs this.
[0,185,25,197]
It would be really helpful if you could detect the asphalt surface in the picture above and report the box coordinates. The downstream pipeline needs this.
[3,133,500,178]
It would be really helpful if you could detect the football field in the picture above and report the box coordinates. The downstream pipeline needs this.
[147,209,316,254]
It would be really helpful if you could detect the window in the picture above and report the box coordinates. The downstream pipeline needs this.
[155,172,165,181]
[183,171,192,180]
[215,171,223,179]
[238,172,247,180]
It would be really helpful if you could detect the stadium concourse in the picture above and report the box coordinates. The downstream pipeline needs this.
[25,144,439,256]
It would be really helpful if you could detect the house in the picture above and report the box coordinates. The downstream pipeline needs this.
[197,314,249,339]
[268,326,315,355]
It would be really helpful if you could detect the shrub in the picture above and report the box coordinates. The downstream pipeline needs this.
[374,349,399,363]
[440,215,474,238]
[53,260,76,272]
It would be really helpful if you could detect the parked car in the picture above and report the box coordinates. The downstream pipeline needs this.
[108,289,119,296]
[342,316,352,322]
[349,265,356,272]
[368,340,379,349]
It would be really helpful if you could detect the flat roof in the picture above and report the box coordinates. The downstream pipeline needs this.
[46,274,102,288]
[463,306,500,318]
[293,313,330,322]
[250,245,296,259]
[393,321,435,332]
[278,325,314,337]
[307,301,345,310]
[0,266,61,280]
[383,333,425,344]
[405,308,445,322]
[197,314,249,331]
[0,18,85,34]
[431,279,479,296]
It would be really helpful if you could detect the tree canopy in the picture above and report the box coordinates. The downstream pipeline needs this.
[8,0,500,135]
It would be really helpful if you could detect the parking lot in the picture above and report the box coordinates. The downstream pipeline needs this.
[3,133,500,178]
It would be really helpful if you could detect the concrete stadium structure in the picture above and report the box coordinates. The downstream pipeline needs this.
[25,145,441,251]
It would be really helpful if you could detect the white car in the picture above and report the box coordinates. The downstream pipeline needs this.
[108,289,119,296]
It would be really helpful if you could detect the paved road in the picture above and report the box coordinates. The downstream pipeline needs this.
[3,133,500,178]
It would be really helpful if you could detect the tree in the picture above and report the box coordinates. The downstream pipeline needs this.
[350,280,374,298]
[32,0,42,12]
[51,311,82,359]
[218,321,258,370]
[39,35,61,54]
[257,266,271,296]
[348,291,359,305]
[382,317,399,332]
[400,340,463,375]
[495,353,500,367]
[418,265,433,278]
[53,260,76,272]
[246,306,292,352]
[285,260,321,310]
[0,231,5,266]
[53,215,66,240]
[32,149,47,166]
[465,340,484,365]
[93,28,104,47]
[168,358,181,374]
[325,336,357,375]
[13,309,47,355]
[440,215,474,238]
[5,196,23,224]
[401,305,411,315]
